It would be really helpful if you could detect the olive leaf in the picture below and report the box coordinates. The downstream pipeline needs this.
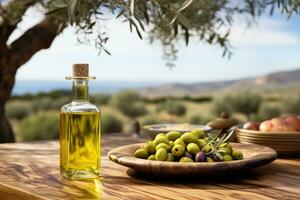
[201,130,234,155]
[214,152,223,160]
[130,0,135,15]
[177,0,194,13]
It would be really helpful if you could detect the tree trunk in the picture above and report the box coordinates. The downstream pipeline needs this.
[0,17,63,143]
[0,105,15,143]
[0,77,16,143]
[0,43,17,143]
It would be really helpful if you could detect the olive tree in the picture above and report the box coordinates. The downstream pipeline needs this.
[0,0,299,142]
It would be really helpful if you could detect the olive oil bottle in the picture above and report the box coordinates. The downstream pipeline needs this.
[60,64,101,179]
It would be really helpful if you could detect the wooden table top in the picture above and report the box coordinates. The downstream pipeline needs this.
[0,133,299,200]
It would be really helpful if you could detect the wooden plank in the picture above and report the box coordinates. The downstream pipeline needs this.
[0,133,298,200]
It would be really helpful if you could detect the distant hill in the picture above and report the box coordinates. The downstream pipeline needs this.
[13,68,300,96]
[138,68,300,98]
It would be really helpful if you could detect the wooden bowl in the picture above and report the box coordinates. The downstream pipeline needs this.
[142,124,212,139]
[236,128,300,156]
[108,143,277,177]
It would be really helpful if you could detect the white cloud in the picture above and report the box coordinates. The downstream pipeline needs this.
[229,18,300,46]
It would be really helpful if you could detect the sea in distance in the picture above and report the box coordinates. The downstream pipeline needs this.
[13,80,160,95]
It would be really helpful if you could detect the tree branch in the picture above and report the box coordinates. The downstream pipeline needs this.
[7,17,63,70]
[0,0,40,44]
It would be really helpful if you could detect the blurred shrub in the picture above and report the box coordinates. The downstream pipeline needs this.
[182,96,212,103]
[248,113,261,122]
[188,114,215,124]
[47,90,71,99]
[101,114,123,134]
[201,115,216,124]
[111,90,147,118]
[232,90,262,115]
[5,100,32,120]
[31,97,53,112]
[141,116,160,125]
[258,104,281,121]
[90,93,110,105]
[20,112,59,141]
[281,95,300,115]
[50,96,71,110]
[157,100,186,116]
[212,90,262,116]
[31,96,71,112]
[265,96,280,102]
[188,115,202,124]
[211,95,233,116]
[11,90,71,101]
[143,95,212,104]
[10,93,34,101]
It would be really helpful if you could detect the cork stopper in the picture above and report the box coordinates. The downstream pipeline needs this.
[65,63,95,80]
[73,64,89,77]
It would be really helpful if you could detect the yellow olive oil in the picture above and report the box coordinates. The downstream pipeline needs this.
[60,64,101,180]
[60,111,101,179]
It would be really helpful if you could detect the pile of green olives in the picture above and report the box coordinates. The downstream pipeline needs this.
[134,129,243,163]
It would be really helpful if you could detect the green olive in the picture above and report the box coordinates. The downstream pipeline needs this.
[155,143,170,151]
[223,154,233,161]
[206,156,214,162]
[174,138,186,147]
[147,154,156,160]
[190,131,199,139]
[187,143,200,155]
[226,143,233,150]
[198,139,207,149]
[203,137,209,142]
[155,148,168,161]
[172,144,185,157]
[191,129,206,139]
[203,143,212,153]
[232,150,243,160]
[155,133,166,139]
[134,148,149,159]
[169,141,175,149]
[180,157,194,162]
[154,135,169,145]
[166,131,181,141]
[166,153,174,161]
[219,147,232,155]
[144,141,156,154]
[181,132,198,144]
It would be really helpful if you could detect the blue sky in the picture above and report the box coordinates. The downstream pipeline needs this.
[9,6,300,83]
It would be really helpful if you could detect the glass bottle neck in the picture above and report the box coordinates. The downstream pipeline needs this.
[73,79,89,101]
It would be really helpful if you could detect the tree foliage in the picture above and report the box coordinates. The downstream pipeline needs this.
[45,0,300,66]
[1,0,299,66]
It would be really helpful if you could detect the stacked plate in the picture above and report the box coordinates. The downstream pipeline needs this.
[236,128,300,155]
